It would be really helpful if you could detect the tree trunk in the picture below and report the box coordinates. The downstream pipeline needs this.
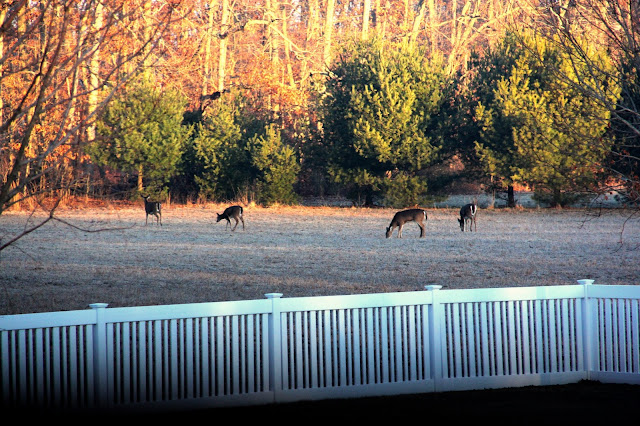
[138,165,144,192]
[218,0,231,92]
[507,185,515,208]
[86,1,104,144]
[0,4,5,126]
[303,0,320,80]
[409,0,427,45]
[323,0,335,67]
[362,0,371,40]
[201,1,217,107]
[282,6,295,88]
[427,0,438,56]
[374,0,385,38]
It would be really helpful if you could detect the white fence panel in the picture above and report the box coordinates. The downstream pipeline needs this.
[275,291,436,402]
[2,283,639,413]
[99,299,275,411]
[588,285,640,384]
[432,286,589,391]
[0,310,98,410]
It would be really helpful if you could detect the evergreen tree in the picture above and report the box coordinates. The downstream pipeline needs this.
[248,124,300,205]
[461,33,527,207]
[90,74,191,197]
[471,31,618,206]
[192,101,250,201]
[320,38,447,206]
[192,100,300,205]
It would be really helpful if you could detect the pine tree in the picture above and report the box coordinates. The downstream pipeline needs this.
[248,124,300,206]
[463,33,527,207]
[471,31,618,206]
[321,38,446,206]
[192,102,249,201]
[90,74,192,197]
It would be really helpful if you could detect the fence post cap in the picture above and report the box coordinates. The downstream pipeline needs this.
[577,279,595,285]
[424,285,443,291]
[265,293,283,299]
[89,303,109,309]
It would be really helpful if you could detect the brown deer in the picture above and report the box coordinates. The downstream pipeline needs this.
[142,195,162,226]
[217,205,245,231]
[458,203,477,232]
[385,209,427,238]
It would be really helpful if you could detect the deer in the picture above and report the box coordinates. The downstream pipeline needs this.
[216,205,245,231]
[458,203,477,232]
[385,208,427,238]
[142,195,162,226]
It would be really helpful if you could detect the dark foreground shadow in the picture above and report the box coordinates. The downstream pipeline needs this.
[7,380,640,424]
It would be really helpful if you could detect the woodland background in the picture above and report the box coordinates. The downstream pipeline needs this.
[1,0,640,237]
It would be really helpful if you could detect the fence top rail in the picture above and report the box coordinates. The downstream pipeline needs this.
[0,309,96,331]
[588,284,640,299]
[434,284,640,304]
[102,298,273,323]
[273,284,623,312]
[277,289,436,312]
[2,283,636,331]
[434,284,589,303]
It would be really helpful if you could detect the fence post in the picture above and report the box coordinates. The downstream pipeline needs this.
[265,293,283,403]
[90,303,109,409]
[425,285,443,392]
[577,280,595,380]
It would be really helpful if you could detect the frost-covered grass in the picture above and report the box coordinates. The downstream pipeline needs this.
[1,204,638,315]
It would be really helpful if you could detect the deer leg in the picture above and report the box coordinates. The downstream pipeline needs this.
[397,224,403,238]
[232,218,238,231]
[419,223,426,237]
[240,217,245,230]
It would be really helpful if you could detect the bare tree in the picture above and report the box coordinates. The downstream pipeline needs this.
[0,0,182,251]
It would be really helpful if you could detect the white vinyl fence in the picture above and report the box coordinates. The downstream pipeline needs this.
[1,280,639,413]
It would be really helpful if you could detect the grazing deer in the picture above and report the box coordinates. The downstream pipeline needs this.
[386,209,427,238]
[458,203,477,232]
[217,205,245,231]
[142,195,162,226]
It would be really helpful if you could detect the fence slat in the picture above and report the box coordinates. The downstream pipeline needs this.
[310,311,318,389]
[353,309,362,385]
[633,300,640,373]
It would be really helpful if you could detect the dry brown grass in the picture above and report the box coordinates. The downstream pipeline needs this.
[1,203,639,315]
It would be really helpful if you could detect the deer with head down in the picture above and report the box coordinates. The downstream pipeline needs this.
[216,205,245,231]
[385,208,427,238]
[458,202,477,232]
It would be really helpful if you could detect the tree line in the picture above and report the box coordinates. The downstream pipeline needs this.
[1,0,639,217]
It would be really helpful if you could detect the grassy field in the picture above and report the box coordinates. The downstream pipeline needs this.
[1,203,639,315]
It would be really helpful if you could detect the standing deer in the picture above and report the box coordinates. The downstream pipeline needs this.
[142,195,162,226]
[385,209,427,238]
[458,203,477,232]
[216,205,245,231]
